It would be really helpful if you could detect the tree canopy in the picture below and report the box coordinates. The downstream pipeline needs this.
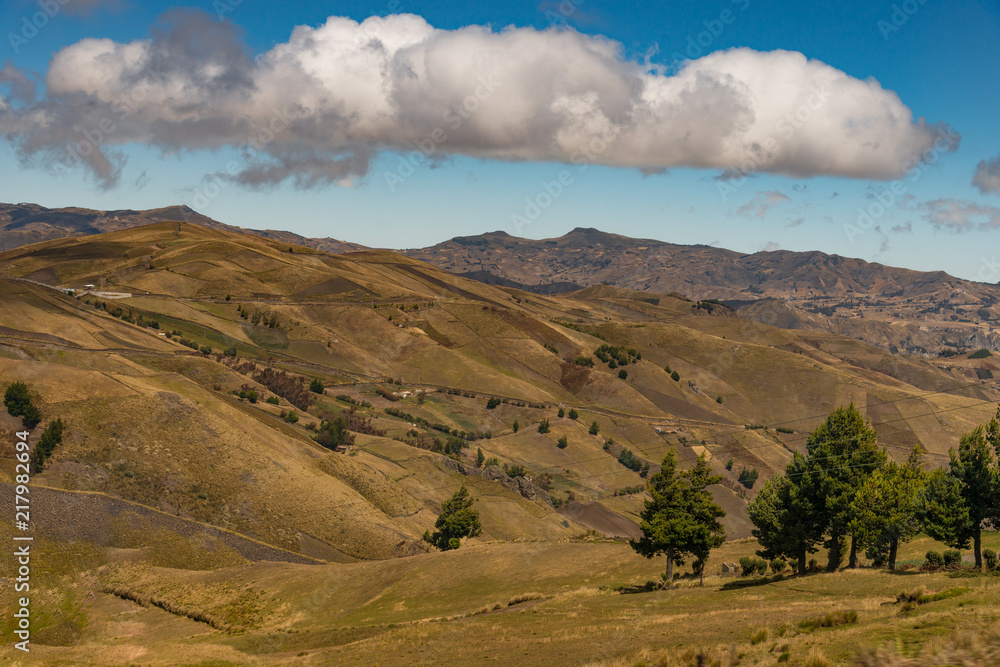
[424,486,482,551]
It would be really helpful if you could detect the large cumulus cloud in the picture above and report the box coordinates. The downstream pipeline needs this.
[0,10,954,190]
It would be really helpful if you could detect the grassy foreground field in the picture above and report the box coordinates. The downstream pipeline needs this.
[3,531,1000,665]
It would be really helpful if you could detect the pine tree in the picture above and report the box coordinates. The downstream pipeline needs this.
[919,415,1000,568]
[4,381,31,417]
[589,421,600,435]
[749,453,825,575]
[630,449,726,586]
[851,447,926,569]
[423,486,482,551]
[802,404,885,570]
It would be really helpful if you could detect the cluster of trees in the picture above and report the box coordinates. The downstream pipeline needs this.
[237,305,281,328]
[4,382,63,471]
[750,404,1000,573]
[32,419,64,472]
[251,367,314,410]
[594,344,641,369]
[4,381,41,429]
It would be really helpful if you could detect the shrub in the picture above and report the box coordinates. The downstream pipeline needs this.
[503,463,527,478]
[487,397,501,409]
[568,409,578,420]
[739,556,756,576]
[725,458,733,471]
[755,558,769,575]
[788,558,798,573]
[266,396,280,405]
[750,628,768,645]
[30,418,64,472]
[224,345,237,357]
[512,420,519,433]
[969,348,992,359]
[925,550,944,568]
[476,448,485,467]
[589,421,600,435]
[283,410,299,423]
[985,548,998,571]
[557,436,568,449]
[557,408,565,418]
[538,419,550,434]
[618,369,628,380]
[309,378,325,394]
[943,549,962,567]
[716,395,723,403]
[199,345,212,355]
[573,356,594,367]
[671,370,680,381]
[770,558,787,574]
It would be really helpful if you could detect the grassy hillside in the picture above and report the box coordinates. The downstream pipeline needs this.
[2,221,999,663]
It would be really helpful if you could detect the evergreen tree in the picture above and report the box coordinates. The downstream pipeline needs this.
[802,404,885,570]
[424,486,482,551]
[476,448,485,468]
[851,447,926,569]
[512,420,519,433]
[919,415,1000,568]
[630,449,726,586]
[4,381,31,417]
[589,421,600,435]
[748,454,825,575]
[538,419,550,434]
[568,409,579,420]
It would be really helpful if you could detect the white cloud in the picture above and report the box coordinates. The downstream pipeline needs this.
[737,190,790,218]
[921,198,1000,232]
[973,154,1000,195]
[0,10,955,190]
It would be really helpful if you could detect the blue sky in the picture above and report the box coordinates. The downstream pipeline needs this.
[1,0,999,281]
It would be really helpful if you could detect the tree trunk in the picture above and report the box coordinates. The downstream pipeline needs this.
[827,534,841,572]
[975,529,982,569]
[888,537,898,571]
[798,545,807,575]
[664,547,674,587]
[848,535,858,569]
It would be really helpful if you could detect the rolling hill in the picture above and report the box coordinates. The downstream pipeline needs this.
[2,220,999,663]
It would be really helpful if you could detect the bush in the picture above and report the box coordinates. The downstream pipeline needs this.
[31,418,64,472]
[224,345,237,357]
[512,420,519,433]
[716,395,723,403]
[266,395,280,405]
[738,467,759,489]
[568,409,578,420]
[557,436,568,449]
[283,410,299,423]
[985,549,998,571]
[199,345,212,355]
[925,550,944,568]
[788,558,798,573]
[538,419,550,434]
[739,556,757,576]
[943,549,962,567]
[487,397,501,409]
[573,356,594,367]
[503,463,527,478]
[618,369,628,380]
[557,408,565,418]
[309,378,325,394]
[725,458,733,471]
[770,558,787,574]
[671,370,680,381]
